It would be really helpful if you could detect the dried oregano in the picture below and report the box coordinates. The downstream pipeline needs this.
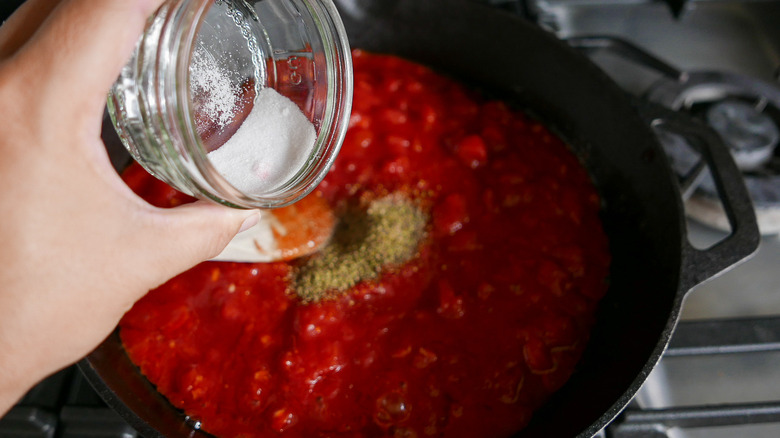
[290,195,427,303]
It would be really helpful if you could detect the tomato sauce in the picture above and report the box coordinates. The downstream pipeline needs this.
[119,50,611,438]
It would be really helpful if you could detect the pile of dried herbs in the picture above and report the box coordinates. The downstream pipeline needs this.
[290,195,428,303]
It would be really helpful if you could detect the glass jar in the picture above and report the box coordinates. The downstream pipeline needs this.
[108,0,352,208]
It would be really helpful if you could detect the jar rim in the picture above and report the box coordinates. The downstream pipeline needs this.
[170,0,353,209]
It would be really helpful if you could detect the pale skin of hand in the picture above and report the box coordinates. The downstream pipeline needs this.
[0,0,260,414]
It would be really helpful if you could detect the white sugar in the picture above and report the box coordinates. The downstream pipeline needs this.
[207,87,317,194]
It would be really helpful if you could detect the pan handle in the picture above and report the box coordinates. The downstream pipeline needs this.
[636,101,760,293]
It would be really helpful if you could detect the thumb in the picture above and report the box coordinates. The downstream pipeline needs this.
[146,201,260,279]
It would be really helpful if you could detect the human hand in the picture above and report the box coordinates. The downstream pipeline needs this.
[0,0,259,414]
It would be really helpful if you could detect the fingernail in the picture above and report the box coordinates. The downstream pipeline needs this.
[239,212,260,233]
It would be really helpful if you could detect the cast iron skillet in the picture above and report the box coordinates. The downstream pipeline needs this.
[78,0,760,437]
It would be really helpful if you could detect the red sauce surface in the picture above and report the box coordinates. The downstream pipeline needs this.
[119,50,611,438]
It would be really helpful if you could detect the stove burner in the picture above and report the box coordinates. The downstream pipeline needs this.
[646,70,780,113]
[569,43,777,237]
[643,68,780,233]
[566,37,780,232]
[706,99,780,171]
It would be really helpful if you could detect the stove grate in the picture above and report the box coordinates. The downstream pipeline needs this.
[608,317,780,438]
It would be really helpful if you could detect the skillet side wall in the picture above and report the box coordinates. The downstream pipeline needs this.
[334,0,687,436]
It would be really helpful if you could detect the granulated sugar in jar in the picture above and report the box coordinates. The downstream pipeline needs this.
[205,87,317,194]
[109,0,352,208]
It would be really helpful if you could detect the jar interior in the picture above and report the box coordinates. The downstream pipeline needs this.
[189,0,331,198]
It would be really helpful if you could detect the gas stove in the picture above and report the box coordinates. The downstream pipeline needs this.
[2,1,780,438]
